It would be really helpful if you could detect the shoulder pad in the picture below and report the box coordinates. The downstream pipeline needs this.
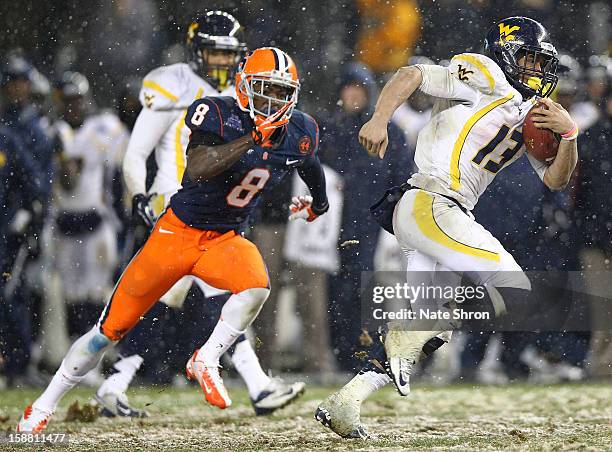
[139,64,189,110]
[184,97,233,138]
[449,53,510,96]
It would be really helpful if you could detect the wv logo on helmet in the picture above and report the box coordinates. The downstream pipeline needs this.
[498,23,521,42]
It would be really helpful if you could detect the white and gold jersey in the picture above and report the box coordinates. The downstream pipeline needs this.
[408,53,547,211]
[55,112,128,213]
[123,63,235,212]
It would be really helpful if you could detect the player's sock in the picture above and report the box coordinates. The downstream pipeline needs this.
[230,338,271,398]
[97,355,144,396]
[220,288,270,331]
[197,320,244,366]
[33,327,115,412]
[33,362,83,413]
[341,370,391,403]
[196,288,269,366]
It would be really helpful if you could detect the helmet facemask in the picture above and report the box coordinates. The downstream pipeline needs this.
[500,42,559,98]
[193,39,245,90]
[238,73,299,120]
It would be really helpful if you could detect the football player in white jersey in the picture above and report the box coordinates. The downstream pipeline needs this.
[104,11,304,417]
[316,17,579,438]
[53,72,128,341]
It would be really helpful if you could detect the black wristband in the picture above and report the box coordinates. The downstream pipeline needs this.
[311,200,329,216]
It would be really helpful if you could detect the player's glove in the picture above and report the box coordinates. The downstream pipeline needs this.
[251,102,294,146]
[132,193,157,230]
[288,195,328,222]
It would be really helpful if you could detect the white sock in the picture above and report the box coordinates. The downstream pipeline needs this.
[97,355,144,396]
[33,362,83,413]
[231,339,272,398]
[33,327,115,412]
[197,320,244,366]
[340,370,391,403]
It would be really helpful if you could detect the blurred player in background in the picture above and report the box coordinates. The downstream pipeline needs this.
[18,45,328,432]
[52,71,128,382]
[316,16,579,438]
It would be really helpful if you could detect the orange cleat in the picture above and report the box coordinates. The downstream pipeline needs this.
[185,349,232,409]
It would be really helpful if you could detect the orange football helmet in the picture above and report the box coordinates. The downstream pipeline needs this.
[235,47,300,120]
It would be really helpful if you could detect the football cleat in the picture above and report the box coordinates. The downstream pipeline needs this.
[384,328,445,396]
[388,357,414,396]
[16,405,52,432]
[185,349,232,409]
[93,390,149,418]
[315,391,370,439]
[251,377,305,416]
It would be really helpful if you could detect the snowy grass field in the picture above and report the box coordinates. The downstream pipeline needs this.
[1,382,610,451]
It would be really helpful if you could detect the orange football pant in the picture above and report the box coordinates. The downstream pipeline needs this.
[98,208,269,341]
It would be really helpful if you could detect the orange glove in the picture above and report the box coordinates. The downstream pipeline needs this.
[251,102,294,146]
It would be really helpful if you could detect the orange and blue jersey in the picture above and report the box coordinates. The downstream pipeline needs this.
[170,96,327,233]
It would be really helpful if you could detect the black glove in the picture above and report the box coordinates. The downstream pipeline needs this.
[132,193,156,230]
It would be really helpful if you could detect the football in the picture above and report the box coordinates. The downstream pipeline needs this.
[523,103,560,163]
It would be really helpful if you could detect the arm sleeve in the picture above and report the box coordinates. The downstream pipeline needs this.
[526,152,547,182]
[415,64,480,104]
[122,107,176,196]
[297,154,328,212]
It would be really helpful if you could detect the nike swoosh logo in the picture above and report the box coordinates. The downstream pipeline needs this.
[158,227,174,234]
[255,388,297,408]
[116,401,131,416]
[202,380,213,394]
[286,158,300,165]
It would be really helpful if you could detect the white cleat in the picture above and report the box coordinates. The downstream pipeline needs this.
[388,357,413,396]
[16,405,53,432]
[93,390,149,418]
[251,377,305,416]
[384,328,444,396]
[315,390,369,439]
